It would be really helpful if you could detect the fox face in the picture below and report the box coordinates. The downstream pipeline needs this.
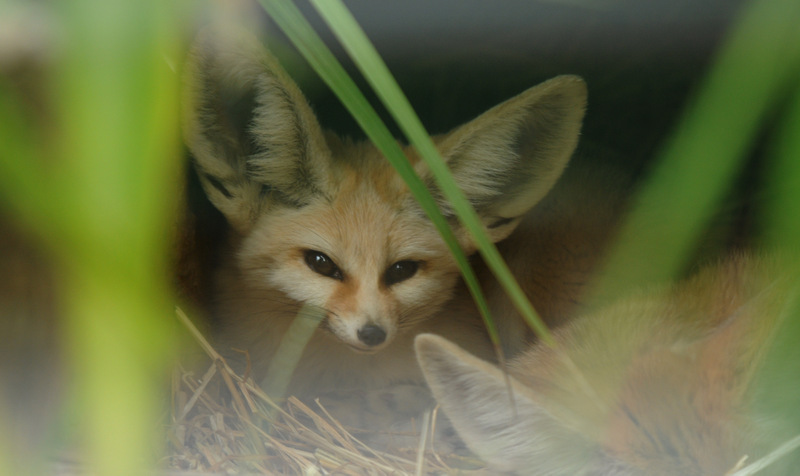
[183,29,587,358]
[234,163,464,351]
[417,254,800,475]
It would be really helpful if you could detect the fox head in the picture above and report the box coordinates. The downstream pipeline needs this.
[416,254,800,475]
[183,30,587,352]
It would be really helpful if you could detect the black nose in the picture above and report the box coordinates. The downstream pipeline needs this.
[357,324,387,346]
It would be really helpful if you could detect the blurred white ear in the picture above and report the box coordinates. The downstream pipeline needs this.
[415,334,596,474]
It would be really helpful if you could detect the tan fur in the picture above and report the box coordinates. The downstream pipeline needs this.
[417,253,800,475]
[183,30,623,429]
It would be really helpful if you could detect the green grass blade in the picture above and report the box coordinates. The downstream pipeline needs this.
[49,1,185,473]
[591,0,800,303]
[764,82,800,248]
[308,0,553,344]
[283,0,552,345]
[1,0,186,467]
[256,1,511,347]
[751,79,800,473]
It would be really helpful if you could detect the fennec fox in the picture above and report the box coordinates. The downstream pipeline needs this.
[183,30,620,415]
[417,253,800,475]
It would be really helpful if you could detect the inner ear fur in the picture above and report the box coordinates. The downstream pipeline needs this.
[182,29,332,234]
[424,75,587,245]
[415,334,596,473]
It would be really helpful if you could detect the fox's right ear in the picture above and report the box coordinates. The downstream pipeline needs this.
[183,30,332,234]
[415,334,596,474]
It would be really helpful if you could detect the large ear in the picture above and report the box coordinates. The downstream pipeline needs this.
[426,76,587,245]
[415,334,595,474]
[182,30,332,234]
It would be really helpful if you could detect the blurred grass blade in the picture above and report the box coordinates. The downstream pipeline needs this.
[261,304,325,401]
[752,80,800,473]
[51,0,186,474]
[309,0,553,343]
[261,0,552,345]
[256,1,513,349]
[591,0,800,303]
[729,434,800,476]
[764,81,800,247]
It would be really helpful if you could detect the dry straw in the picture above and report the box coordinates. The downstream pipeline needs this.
[167,307,484,475]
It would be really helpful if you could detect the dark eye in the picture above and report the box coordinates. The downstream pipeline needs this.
[384,260,419,286]
[304,250,343,280]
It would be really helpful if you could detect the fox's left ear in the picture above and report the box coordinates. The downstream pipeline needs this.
[427,75,587,247]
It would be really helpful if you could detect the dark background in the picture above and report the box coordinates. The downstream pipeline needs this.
[257,0,749,177]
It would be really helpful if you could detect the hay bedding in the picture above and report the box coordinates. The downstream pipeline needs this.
[166,308,486,475]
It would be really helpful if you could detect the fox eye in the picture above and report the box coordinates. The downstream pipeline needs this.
[384,260,419,286]
[304,250,343,280]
